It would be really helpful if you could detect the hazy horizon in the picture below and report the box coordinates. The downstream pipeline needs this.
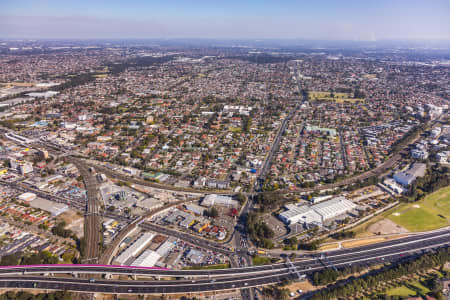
[1,0,449,41]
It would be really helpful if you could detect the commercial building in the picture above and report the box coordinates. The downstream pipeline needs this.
[155,239,176,257]
[115,232,155,265]
[19,163,33,175]
[411,149,429,160]
[10,159,33,175]
[201,194,238,207]
[136,198,163,211]
[28,198,68,216]
[131,249,161,267]
[393,163,426,187]
[279,196,356,225]
[18,192,37,202]
[184,203,205,215]
[310,195,333,204]
[186,249,204,264]
[38,149,49,160]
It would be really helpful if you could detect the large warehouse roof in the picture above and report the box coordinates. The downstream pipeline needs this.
[115,232,155,265]
[201,194,238,207]
[279,196,356,225]
[313,197,356,219]
[279,204,310,220]
[131,250,161,267]
[29,198,68,216]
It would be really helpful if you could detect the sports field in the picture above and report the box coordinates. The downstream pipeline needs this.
[387,186,450,232]
[308,91,365,103]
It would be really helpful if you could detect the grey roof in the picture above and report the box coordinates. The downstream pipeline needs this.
[312,197,356,218]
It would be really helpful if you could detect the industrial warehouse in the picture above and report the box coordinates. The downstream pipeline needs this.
[278,196,357,226]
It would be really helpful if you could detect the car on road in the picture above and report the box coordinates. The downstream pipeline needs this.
[89,278,96,283]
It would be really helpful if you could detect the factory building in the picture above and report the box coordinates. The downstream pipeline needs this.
[115,232,155,265]
[28,198,68,216]
[131,249,161,267]
[155,239,176,257]
[201,194,238,207]
[279,196,356,225]
[18,192,37,202]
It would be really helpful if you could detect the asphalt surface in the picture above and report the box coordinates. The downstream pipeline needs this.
[0,179,85,211]
[0,228,447,278]
[99,197,200,265]
[87,162,218,195]
[139,222,237,256]
[0,230,447,294]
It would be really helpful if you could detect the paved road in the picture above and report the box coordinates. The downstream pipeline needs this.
[0,179,85,210]
[256,102,300,192]
[0,228,447,278]
[99,197,202,265]
[139,222,238,256]
[0,230,447,294]
[86,162,223,195]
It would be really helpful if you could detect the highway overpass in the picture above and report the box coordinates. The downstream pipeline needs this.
[0,228,447,294]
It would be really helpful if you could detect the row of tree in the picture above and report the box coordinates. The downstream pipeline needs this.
[0,291,72,300]
[310,247,449,300]
[0,250,58,266]
[405,165,450,202]
[330,230,356,240]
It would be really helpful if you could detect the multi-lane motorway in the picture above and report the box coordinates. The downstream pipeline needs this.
[0,228,447,294]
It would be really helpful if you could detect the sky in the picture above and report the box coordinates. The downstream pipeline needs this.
[0,0,449,40]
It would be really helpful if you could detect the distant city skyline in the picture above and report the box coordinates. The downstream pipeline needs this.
[1,0,449,40]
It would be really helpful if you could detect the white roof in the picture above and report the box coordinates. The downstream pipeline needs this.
[202,194,238,207]
[131,250,161,267]
[28,197,68,216]
[156,240,175,257]
[279,196,356,224]
[313,197,356,218]
[279,204,310,219]
[18,192,37,201]
[115,232,155,265]
[136,198,163,209]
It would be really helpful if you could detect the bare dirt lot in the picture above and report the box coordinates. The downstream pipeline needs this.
[368,218,409,235]
[58,210,84,238]
[264,214,287,239]
[286,279,317,294]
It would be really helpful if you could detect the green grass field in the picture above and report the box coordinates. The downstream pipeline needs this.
[385,280,430,297]
[386,285,417,297]
[308,91,365,103]
[387,186,450,232]
[252,256,272,266]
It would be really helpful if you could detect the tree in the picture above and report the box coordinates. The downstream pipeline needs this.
[205,207,219,218]
[236,193,246,205]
